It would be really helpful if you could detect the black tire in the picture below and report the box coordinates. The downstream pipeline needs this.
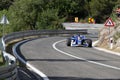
[66,38,71,46]
[84,39,92,47]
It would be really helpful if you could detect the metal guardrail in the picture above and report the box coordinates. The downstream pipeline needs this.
[3,30,87,43]
[0,38,17,80]
[0,29,87,80]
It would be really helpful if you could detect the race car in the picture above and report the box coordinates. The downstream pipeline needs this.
[66,34,92,47]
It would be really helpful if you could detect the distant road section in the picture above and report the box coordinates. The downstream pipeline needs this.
[62,23,104,30]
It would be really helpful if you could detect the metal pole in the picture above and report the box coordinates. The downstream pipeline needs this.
[3,24,5,36]
[2,24,5,63]
[109,26,111,49]
[109,26,110,40]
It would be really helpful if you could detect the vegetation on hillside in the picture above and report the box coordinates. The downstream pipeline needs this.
[0,0,120,36]
[96,3,120,50]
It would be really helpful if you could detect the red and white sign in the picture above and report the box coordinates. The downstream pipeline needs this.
[104,18,114,27]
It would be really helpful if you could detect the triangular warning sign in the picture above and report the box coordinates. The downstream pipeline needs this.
[104,18,114,27]
[0,15,9,24]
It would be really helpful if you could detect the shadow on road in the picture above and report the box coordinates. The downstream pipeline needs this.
[48,76,120,80]
[27,58,119,62]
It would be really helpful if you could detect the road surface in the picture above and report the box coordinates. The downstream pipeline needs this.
[18,37,120,80]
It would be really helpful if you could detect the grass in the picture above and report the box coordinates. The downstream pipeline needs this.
[0,51,4,66]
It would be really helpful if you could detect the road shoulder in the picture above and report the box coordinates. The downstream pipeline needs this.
[93,41,120,56]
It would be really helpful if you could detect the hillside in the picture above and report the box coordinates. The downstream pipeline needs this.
[96,5,120,52]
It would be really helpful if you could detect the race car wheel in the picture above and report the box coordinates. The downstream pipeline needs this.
[84,39,92,47]
[66,38,71,46]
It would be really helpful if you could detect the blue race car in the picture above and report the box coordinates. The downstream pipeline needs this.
[66,34,92,47]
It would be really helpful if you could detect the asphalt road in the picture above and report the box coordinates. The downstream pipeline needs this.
[19,37,120,80]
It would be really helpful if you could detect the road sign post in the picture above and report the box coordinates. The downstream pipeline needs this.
[104,18,114,49]
[0,15,9,62]
[0,15,9,36]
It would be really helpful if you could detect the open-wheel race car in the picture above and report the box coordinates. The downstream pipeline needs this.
[66,34,92,47]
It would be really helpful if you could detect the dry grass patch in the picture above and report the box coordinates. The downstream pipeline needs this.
[0,52,4,66]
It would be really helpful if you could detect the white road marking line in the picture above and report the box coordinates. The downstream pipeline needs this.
[53,39,120,70]
[27,63,49,80]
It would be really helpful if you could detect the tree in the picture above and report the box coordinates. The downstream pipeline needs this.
[0,0,14,10]
[9,0,66,31]
[8,0,44,31]
[89,0,117,23]
[45,0,88,22]
[4,0,119,32]
[37,9,65,29]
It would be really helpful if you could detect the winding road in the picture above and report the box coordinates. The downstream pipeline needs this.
[18,37,120,80]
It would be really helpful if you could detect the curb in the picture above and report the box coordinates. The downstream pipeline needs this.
[93,41,120,57]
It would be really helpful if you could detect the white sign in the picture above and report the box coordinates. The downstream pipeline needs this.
[0,15,9,24]
[104,18,114,27]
